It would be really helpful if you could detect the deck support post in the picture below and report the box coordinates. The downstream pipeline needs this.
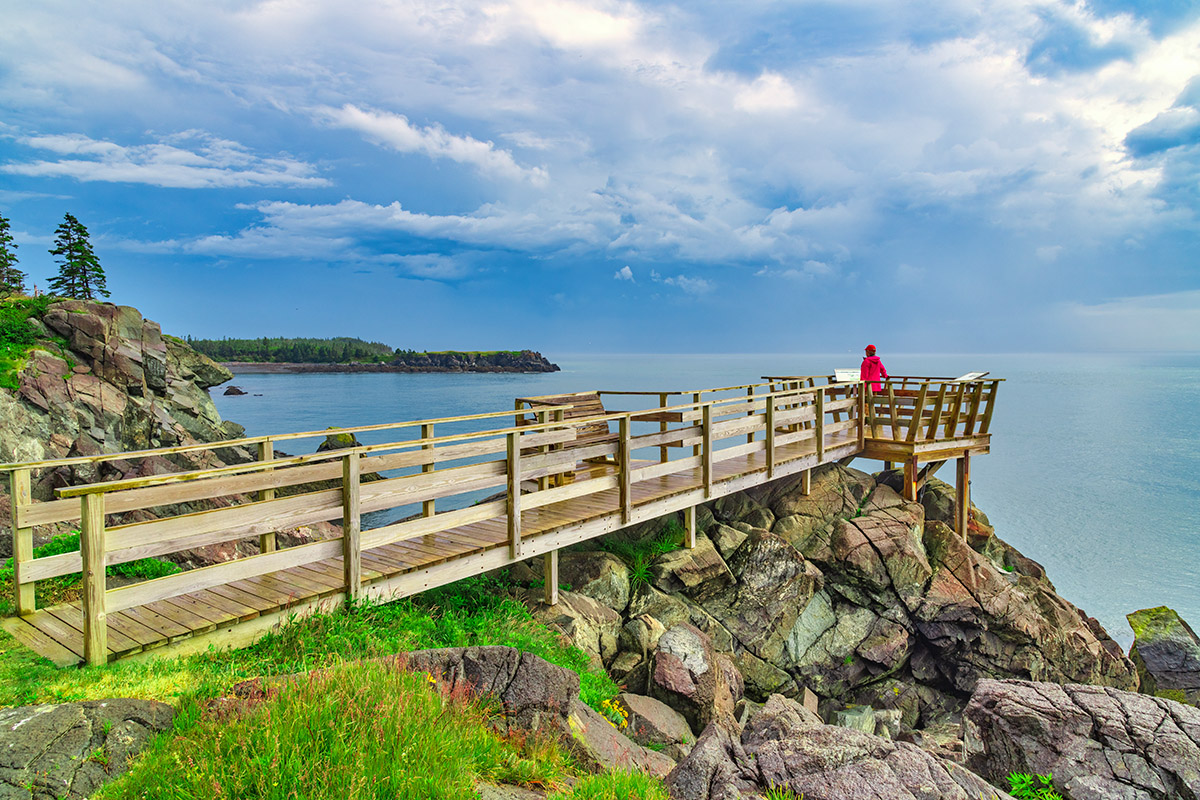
[422,423,436,515]
[800,468,811,496]
[955,451,971,539]
[902,456,919,502]
[342,452,362,603]
[815,389,825,462]
[702,405,713,498]
[884,460,894,471]
[81,492,107,667]
[684,505,697,549]
[544,549,559,606]
[507,431,522,559]
[10,468,35,615]
[257,440,276,554]
[618,415,632,523]
[765,398,776,480]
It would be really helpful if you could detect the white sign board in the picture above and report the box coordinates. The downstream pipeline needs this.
[952,371,989,382]
[833,369,860,383]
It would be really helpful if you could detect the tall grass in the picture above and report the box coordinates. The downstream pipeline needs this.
[96,660,572,799]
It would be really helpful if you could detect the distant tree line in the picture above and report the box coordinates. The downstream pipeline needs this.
[187,336,399,364]
[0,211,109,300]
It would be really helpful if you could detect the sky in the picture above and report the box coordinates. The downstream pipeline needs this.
[1,0,1198,353]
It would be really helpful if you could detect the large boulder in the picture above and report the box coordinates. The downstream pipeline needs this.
[1128,606,1200,707]
[521,589,622,668]
[0,699,175,799]
[565,698,676,777]
[616,691,695,760]
[558,551,631,613]
[650,532,734,601]
[649,623,744,733]
[666,693,1014,800]
[963,678,1200,800]
[400,645,579,734]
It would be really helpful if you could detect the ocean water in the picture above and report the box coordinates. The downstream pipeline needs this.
[212,353,1200,648]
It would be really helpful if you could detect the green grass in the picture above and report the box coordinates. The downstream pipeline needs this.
[598,520,686,591]
[548,769,671,799]
[0,294,55,390]
[1008,772,1063,800]
[96,660,573,799]
[0,573,618,711]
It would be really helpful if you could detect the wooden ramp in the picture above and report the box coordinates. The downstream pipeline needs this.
[3,376,998,667]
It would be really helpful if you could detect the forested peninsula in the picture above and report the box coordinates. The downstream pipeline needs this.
[187,336,560,373]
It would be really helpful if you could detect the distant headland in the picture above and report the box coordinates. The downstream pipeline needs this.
[185,337,560,373]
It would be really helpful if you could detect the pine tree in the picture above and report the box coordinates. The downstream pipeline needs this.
[48,213,109,300]
[0,213,25,297]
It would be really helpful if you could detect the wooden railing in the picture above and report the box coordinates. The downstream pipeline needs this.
[5,381,863,665]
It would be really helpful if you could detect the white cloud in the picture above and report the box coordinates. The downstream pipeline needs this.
[661,273,712,294]
[2,131,328,189]
[316,104,548,185]
[1061,290,1200,351]
[614,265,634,281]
[734,72,800,113]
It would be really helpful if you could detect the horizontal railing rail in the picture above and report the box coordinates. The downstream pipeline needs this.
[7,381,867,665]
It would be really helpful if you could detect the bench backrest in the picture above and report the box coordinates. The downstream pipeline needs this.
[515,392,613,445]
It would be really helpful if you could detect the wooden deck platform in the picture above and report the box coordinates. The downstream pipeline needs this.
[3,375,998,667]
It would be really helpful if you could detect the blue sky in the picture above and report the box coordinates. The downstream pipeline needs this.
[1,0,1197,353]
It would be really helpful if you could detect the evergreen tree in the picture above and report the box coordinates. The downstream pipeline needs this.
[0,213,24,297]
[47,213,109,299]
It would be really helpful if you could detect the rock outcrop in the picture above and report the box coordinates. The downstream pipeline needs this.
[666,693,1015,800]
[0,300,249,500]
[963,678,1200,800]
[1128,606,1200,707]
[0,699,174,800]
[529,464,1137,736]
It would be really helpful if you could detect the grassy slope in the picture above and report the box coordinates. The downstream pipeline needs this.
[0,573,669,799]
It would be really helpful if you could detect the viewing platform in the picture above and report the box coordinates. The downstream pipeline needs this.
[3,374,1000,667]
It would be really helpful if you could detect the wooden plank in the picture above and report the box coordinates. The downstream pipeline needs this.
[0,616,81,666]
[524,475,618,510]
[342,452,362,602]
[142,596,219,633]
[81,494,107,666]
[160,594,226,628]
[106,538,343,614]
[630,455,702,483]
[10,468,34,614]
[107,609,173,647]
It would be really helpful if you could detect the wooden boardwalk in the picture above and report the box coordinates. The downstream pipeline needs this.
[3,375,999,667]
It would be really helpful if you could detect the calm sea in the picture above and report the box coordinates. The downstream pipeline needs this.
[212,353,1200,649]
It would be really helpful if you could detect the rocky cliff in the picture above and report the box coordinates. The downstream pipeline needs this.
[0,300,250,501]
[223,349,560,373]
[517,464,1138,741]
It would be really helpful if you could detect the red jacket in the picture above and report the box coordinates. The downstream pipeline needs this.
[860,356,888,392]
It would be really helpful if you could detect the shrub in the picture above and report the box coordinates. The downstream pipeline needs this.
[1008,772,1063,800]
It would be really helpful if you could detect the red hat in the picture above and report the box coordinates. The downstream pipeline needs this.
[865,345,876,353]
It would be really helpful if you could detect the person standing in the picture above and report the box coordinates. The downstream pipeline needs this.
[860,345,888,392]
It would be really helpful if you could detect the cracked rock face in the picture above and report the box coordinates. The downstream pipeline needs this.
[666,693,1015,800]
[963,678,1200,800]
[0,699,174,800]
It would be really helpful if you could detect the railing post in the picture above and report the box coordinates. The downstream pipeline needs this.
[766,397,776,479]
[925,384,947,440]
[964,381,986,435]
[684,505,696,549]
[702,404,713,498]
[257,440,276,554]
[551,408,566,486]
[659,393,670,463]
[619,415,632,523]
[746,386,755,445]
[80,492,107,667]
[342,451,361,603]
[979,380,1000,434]
[544,549,559,606]
[856,383,866,450]
[815,389,825,462]
[422,423,436,516]
[955,451,971,539]
[887,383,900,440]
[507,431,522,559]
[10,468,35,615]
[535,411,551,491]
